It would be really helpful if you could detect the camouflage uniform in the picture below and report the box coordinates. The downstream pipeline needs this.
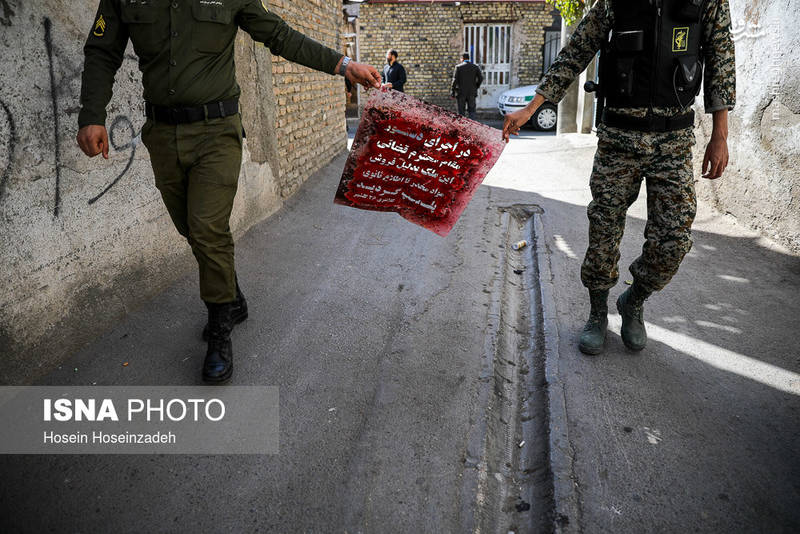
[536,0,736,292]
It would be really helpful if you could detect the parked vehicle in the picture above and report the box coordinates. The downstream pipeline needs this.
[497,85,558,132]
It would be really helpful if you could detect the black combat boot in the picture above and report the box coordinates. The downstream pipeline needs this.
[616,280,652,351]
[579,289,609,355]
[202,278,248,341]
[203,301,235,383]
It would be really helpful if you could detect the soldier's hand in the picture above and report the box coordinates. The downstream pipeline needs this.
[502,109,533,142]
[77,125,110,159]
[702,134,729,180]
[503,94,546,142]
[346,61,381,91]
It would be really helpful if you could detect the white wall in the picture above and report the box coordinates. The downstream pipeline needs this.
[693,0,800,253]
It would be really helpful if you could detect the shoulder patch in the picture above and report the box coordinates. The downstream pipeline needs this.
[93,14,106,37]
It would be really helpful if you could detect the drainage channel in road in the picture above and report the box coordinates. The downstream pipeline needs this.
[461,204,556,534]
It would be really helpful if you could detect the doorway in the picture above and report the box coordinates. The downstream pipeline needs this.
[463,23,512,109]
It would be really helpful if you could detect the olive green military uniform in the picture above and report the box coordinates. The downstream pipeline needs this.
[536,0,736,293]
[79,0,343,303]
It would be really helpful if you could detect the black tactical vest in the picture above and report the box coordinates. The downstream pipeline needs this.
[594,0,705,130]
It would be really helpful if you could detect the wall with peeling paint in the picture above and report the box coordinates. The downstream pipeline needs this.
[0,0,346,383]
[693,0,800,253]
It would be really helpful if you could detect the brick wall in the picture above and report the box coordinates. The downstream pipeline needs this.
[358,0,559,110]
[267,0,347,198]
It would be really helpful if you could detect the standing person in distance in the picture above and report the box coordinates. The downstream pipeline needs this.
[451,52,484,120]
[381,49,407,92]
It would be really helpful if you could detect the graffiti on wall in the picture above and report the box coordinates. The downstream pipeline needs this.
[0,0,16,27]
[0,14,142,216]
[88,115,138,205]
[43,17,64,217]
[0,99,15,200]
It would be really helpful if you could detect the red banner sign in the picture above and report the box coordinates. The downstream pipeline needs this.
[335,90,506,236]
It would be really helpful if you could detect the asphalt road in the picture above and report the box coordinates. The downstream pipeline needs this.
[2,125,798,533]
[0,127,555,533]
[485,130,800,533]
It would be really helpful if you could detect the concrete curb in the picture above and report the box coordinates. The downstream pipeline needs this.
[533,213,581,533]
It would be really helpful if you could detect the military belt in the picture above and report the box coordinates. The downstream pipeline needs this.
[601,109,695,132]
[145,99,239,125]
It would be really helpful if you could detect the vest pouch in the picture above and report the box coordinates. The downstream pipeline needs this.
[675,55,701,90]
[672,55,702,105]
[612,30,644,53]
[614,57,636,97]
[610,30,643,98]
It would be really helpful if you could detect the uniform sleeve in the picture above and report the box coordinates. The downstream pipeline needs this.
[476,66,484,88]
[78,1,129,128]
[451,66,458,94]
[535,0,611,104]
[701,0,736,113]
[236,1,342,75]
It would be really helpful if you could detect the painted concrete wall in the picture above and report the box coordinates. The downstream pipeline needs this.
[693,0,800,253]
[0,0,346,384]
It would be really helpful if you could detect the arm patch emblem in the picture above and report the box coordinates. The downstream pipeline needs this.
[93,14,107,37]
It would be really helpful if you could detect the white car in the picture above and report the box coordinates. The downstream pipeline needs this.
[497,85,558,131]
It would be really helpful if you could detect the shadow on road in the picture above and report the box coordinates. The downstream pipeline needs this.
[0,135,797,533]
[483,180,800,533]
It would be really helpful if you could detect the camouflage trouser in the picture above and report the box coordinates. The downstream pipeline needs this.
[580,125,697,293]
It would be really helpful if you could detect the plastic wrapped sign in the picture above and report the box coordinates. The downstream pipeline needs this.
[335,90,506,237]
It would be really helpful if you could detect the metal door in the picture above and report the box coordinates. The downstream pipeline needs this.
[464,24,511,109]
[543,30,561,74]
